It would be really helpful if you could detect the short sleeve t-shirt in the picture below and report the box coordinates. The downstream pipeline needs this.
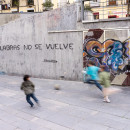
[86,66,100,80]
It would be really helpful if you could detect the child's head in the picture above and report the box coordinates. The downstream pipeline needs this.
[88,61,95,66]
[100,65,106,71]
[23,75,30,81]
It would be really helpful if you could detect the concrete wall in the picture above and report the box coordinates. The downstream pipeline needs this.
[0,6,83,80]
[0,13,38,26]
[0,3,130,81]
[0,14,20,26]
[83,28,130,70]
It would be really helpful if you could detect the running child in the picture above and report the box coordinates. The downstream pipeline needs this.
[21,75,40,107]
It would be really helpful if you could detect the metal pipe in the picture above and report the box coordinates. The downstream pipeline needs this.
[81,0,84,20]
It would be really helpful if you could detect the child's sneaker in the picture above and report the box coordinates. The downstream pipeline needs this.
[30,104,34,108]
[106,98,110,103]
[103,98,110,103]
[103,99,106,102]
[36,102,41,107]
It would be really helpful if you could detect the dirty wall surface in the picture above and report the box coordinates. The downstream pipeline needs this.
[0,4,130,81]
[83,28,130,84]
[0,5,83,80]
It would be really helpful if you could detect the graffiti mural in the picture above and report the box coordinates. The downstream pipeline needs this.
[83,29,130,76]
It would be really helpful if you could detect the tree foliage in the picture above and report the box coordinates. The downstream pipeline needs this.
[42,0,54,8]
[84,5,92,11]
[12,0,19,7]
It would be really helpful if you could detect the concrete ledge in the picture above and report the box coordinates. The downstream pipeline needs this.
[82,17,130,24]
[48,30,83,33]
[48,27,130,33]
[0,12,43,15]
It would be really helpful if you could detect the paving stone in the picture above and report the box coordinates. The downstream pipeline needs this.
[73,120,109,130]
[0,112,21,124]
[123,124,130,130]
[0,120,16,130]
[34,109,58,119]
[84,112,129,129]
[0,75,130,130]
[12,119,44,130]
[31,118,71,130]
[58,105,99,119]
[107,128,118,130]
[15,111,36,121]
[124,111,130,119]
[45,112,83,128]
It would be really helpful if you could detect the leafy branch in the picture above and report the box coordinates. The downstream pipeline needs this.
[42,0,54,8]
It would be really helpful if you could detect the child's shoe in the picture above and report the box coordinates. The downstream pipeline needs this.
[103,97,110,103]
[36,102,41,107]
[30,104,34,108]
[106,98,110,103]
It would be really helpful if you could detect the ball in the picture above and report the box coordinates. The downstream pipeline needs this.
[54,84,60,90]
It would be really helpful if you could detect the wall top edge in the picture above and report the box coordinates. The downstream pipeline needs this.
[48,27,130,33]
[0,12,43,15]
[82,17,130,24]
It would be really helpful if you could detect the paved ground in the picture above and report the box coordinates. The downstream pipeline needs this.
[0,75,130,130]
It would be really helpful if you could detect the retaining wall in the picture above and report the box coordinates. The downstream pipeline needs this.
[0,4,130,81]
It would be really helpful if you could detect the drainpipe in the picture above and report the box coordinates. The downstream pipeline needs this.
[81,0,84,20]
[127,0,130,17]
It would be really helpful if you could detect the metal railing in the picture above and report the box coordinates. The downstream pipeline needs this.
[82,0,130,21]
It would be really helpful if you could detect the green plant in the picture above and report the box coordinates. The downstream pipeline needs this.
[42,0,54,8]
[84,5,92,11]
[28,0,34,5]
[79,5,92,12]
[12,0,19,6]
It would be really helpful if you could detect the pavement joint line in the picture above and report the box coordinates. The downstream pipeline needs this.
[32,115,74,130]
[0,116,17,127]
[1,101,87,130]
[106,127,119,130]
[0,75,130,130]
[12,106,73,130]
[33,95,130,121]
[37,118,77,130]
[41,96,130,120]
[0,75,83,84]
[121,115,130,120]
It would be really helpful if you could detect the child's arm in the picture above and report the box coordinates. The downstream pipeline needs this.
[84,67,88,74]
[21,83,24,90]
[30,81,35,88]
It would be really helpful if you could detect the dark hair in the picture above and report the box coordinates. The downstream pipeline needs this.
[100,65,106,70]
[23,75,30,81]
[88,61,95,66]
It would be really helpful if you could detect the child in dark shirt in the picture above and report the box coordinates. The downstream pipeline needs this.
[21,75,39,107]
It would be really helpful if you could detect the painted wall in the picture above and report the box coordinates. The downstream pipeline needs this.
[0,14,20,26]
[0,13,36,26]
[83,29,130,81]
[0,5,83,80]
[0,3,130,81]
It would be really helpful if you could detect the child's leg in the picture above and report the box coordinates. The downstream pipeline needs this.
[85,79,94,84]
[30,93,39,103]
[104,96,110,103]
[103,88,110,103]
[26,94,34,107]
[93,80,103,91]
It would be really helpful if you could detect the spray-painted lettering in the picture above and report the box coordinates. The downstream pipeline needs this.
[46,43,73,50]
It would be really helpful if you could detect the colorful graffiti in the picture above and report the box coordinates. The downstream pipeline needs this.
[83,29,130,75]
